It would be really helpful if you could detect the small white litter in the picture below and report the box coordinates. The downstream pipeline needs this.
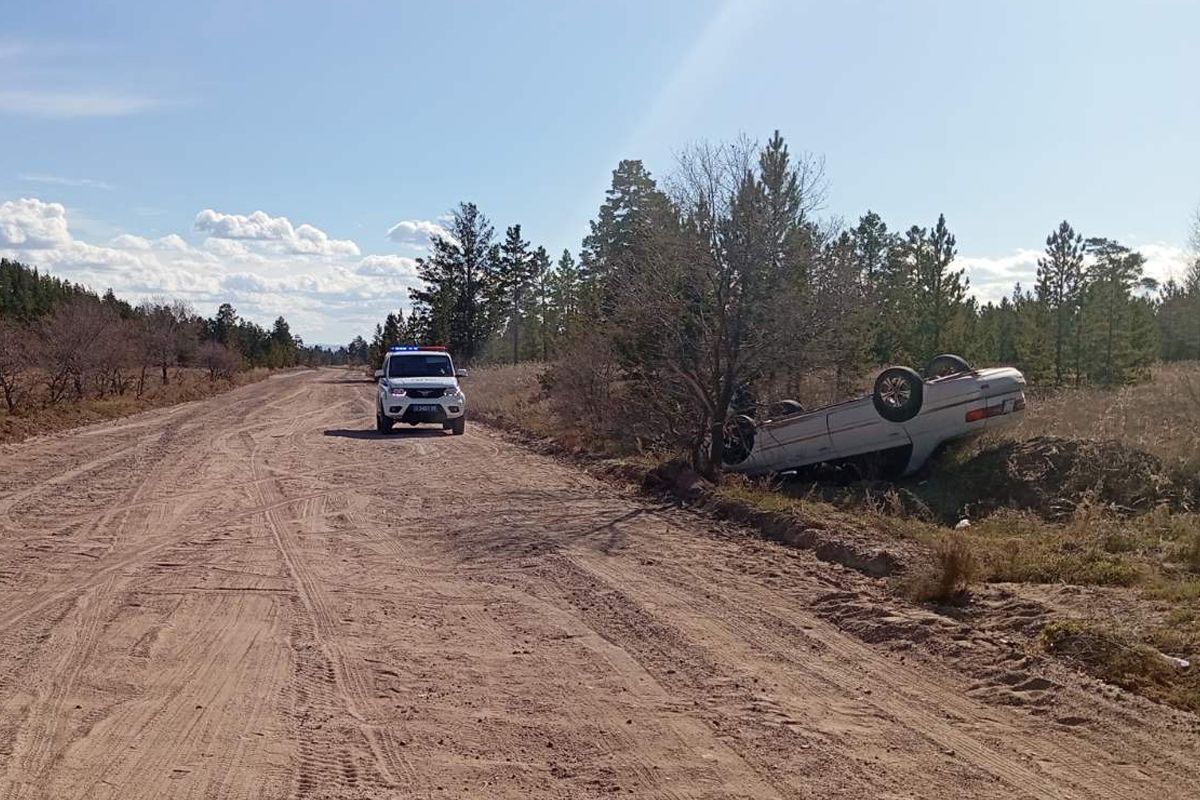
[954,518,971,530]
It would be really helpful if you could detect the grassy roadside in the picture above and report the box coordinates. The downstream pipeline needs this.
[468,360,1200,714]
[0,367,279,445]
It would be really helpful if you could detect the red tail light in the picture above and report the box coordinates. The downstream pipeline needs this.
[966,394,1025,422]
[966,405,1005,423]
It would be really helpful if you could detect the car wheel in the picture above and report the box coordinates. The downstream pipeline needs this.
[450,417,465,436]
[767,399,805,418]
[923,353,971,380]
[872,367,924,423]
[720,414,756,465]
[376,406,393,434]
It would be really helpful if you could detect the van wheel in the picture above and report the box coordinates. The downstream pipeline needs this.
[376,407,393,434]
[450,417,465,436]
[872,367,924,423]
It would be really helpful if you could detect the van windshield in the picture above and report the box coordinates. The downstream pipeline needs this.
[387,355,454,378]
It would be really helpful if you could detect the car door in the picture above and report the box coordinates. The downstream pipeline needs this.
[750,409,837,472]
[826,398,911,461]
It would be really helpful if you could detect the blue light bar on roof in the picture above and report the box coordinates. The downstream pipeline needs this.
[388,345,420,351]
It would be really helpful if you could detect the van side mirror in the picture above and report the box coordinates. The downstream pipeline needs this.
[374,369,384,379]
[455,369,468,378]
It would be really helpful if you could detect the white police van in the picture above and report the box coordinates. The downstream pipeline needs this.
[373,346,467,435]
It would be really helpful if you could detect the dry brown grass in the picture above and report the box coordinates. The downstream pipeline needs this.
[904,534,980,604]
[0,367,274,444]
[1040,620,1199,713]
[467,361,651,455]
[1008,361,1200,480]
[465,363,560,440]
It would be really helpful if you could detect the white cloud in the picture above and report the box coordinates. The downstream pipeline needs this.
[109,233,153,250]
[957,249,1042,303]
[1135,243,1192,286]
[19,173,113,190]
[0,198,72,247]
[156,233,189,251]
[201,237,249,257]
[386,219,450,247]
[195,208,360,257]
[0,90,157,118]
[356,254,419,277]
[0,198,422,342]
[959,242,1193,305]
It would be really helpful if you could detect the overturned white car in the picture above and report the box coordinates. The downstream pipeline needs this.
[722,355,1027,477]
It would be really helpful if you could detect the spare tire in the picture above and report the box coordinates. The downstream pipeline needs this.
[873,367,924,423]
[721,414,756,465]
[923,353,972,380]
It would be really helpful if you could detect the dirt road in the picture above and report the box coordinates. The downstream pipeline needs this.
[0,369,1196,799]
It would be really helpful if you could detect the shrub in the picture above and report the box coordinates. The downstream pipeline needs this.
[1040,620,1198,712]
[906,534,978,604]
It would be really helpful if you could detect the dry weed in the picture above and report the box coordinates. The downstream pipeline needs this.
[906,534,979,604]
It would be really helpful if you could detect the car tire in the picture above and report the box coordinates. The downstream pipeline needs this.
[767,399,805,418]
[376,406,393,434]
[720,414,756,465]
[872,367,924,423]
[923,353,971,379]
[450,417,465,436]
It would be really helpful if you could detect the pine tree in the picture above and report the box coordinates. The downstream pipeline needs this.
[894,215,967,364]
[580,160,673,317]
[1035,221,1086,385]
[409,202,498,361]
[210,303,240,351]
[268,316,296,368]
[847,211,901,363]
[1158,278,1200,361]
[977,296,1019,365]
[1080,238,1151,385]
[527,246,552,361]
[382,310,404,349]
[368,323,385,368]
[1012,285,1054,382]
[913,214,966,362]
[347,335,369,364]
[495,225,533,364]
[547,249,582,349]
[0,258,93,321]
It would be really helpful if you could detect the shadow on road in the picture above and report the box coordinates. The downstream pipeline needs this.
[322,428,449,440]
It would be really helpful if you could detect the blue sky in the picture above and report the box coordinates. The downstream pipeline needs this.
[1,0,1196,342]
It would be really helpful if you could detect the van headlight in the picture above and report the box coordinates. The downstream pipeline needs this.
[389,388,407,397]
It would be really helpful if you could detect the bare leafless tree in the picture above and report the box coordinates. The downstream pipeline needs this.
[139,299,194,389]
[0,320,38,413]
[40,298,121,401]
[1189,205,1200,292]
[198,340,238,381]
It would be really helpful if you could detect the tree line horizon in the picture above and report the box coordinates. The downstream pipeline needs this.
[3,130,1198,467]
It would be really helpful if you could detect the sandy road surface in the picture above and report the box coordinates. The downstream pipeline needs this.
[0,369,1196,799]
